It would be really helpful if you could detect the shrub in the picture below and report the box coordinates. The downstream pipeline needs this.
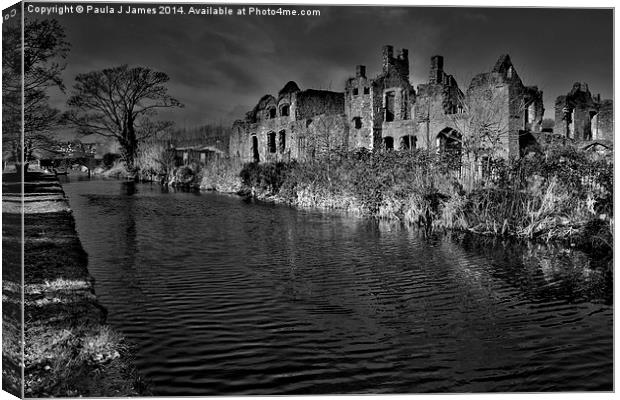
[199,157,244,193]
[232,146,612,255]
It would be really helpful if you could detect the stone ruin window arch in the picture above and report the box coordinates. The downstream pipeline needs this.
[268,107,277,119]
[352,117,362,129]
[507,66,514,79]
[400,135,417,151]
[267,131,277,153]
[278,130,286,152]
[353,88,359,96]
[280,104,290,117]
[364,87,370,95]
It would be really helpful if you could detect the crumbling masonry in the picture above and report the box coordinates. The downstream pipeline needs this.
[554,82,613,147]
[229,45,613,163]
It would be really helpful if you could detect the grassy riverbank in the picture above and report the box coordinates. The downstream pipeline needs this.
[2,171,147,397]
[233,147,613,257]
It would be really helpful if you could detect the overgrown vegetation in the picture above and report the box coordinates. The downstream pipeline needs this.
[199,156,244,192]
[237,147,612,256]
[135,139,176,183]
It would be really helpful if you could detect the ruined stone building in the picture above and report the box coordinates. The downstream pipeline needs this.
[229,45,601,164]
[229,82,348,162]
[554,82,613,148]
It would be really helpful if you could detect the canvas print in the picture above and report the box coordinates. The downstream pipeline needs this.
[1,1,614,397]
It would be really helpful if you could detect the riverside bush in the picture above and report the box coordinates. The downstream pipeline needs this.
[198,157,244,192]
[237,146,612,254]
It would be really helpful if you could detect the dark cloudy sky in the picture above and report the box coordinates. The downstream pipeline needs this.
[39,4,613,129]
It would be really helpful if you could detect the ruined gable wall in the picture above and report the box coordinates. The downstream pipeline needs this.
[412,56,466,151]
[597,99,613,142]
[415,83,459,150]
[553,83,601,142]
[464,72,514,159]
[373,72,416,148]
[345,66,374,149]
[371,45,417,149]
[295,90,345,120]
[229,121,252,161]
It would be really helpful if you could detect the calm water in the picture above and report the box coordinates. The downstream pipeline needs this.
[62,177,613,395]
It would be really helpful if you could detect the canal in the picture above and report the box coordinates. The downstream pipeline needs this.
[62,177,613,395]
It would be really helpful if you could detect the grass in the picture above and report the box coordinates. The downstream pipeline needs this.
[2,170,148,397]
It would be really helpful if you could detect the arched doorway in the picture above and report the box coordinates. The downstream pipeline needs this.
[436,128,461,154]
[383,136,394,150]
[436,128,462,169]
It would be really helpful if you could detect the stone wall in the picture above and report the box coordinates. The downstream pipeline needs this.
[554,83,613,144]
[414,56,463,151]
[295,89,344,120]
[597,100,613,142]
[463,55,544,159]
[372,45,416,149]
[344,65,374,149]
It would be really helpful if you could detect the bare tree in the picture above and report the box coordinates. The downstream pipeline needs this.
[307,114,348,159]
[65,65,183,173]
[2,19,70,168]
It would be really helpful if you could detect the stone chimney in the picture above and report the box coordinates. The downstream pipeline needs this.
[356,65,366,78]
[429,55,444,84]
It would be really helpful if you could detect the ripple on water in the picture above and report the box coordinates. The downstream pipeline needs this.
[62,179,613,395]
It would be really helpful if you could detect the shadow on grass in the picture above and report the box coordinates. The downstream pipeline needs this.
[2,171,149,397]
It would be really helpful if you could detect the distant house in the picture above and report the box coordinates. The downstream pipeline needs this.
[34,142,98,170]
[173,145,226,166]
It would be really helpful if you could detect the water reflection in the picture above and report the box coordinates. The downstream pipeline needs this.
[62,179,613,395]
[449,233,612,305]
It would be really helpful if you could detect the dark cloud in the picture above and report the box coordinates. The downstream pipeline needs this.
[39,4,612,127]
